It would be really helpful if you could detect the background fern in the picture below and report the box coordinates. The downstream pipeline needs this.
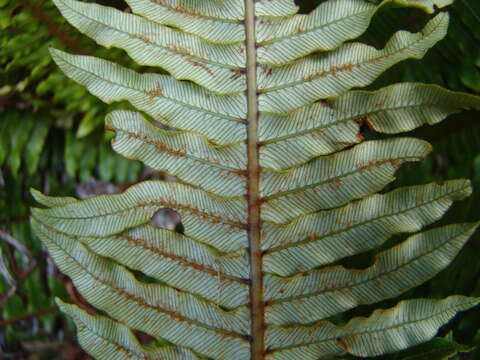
[1,0,480,359]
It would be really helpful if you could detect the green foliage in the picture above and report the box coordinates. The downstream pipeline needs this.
[32,0,479,359]
[29,0,480,359]
[0,0,142,178]
[0,0,142,356]
[0,0,479,359]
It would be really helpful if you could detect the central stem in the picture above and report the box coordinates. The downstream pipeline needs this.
[244,1,264,359]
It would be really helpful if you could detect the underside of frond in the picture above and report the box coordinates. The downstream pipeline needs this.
[31,0,480,359]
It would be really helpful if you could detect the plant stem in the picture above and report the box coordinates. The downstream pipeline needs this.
[0,306,57,327]
[19,0,87,54]
[245,1,264,359]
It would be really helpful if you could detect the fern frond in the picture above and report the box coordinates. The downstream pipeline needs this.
[32,217,249,307]
[266,296,479,359]
[258,13,449,113]
[50,48,247,145]
[255,0,299,18]
[256,0,381,64]
[32,0,480,359]
[262,180,472,273]
[52,0,247,94]
[261,138,431,222]
[125,0,245,43]
[260,83,480,169]
[394,0,455,13]
[106,111,247,197]
[57,299,202,360]
[265,222,479,325]
[33,218,251,358]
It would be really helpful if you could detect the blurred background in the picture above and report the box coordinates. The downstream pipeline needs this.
[1,0,480,359]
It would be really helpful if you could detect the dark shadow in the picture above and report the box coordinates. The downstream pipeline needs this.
[149,208,184,234]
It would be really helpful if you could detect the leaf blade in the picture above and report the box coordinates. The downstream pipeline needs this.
[107,111,247,197]
[266,296,479,359]
[265,222,479,325]
[50,48,247,145]
[258,13,449,113]
[52,0,246,94]
[57,299,201,360]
